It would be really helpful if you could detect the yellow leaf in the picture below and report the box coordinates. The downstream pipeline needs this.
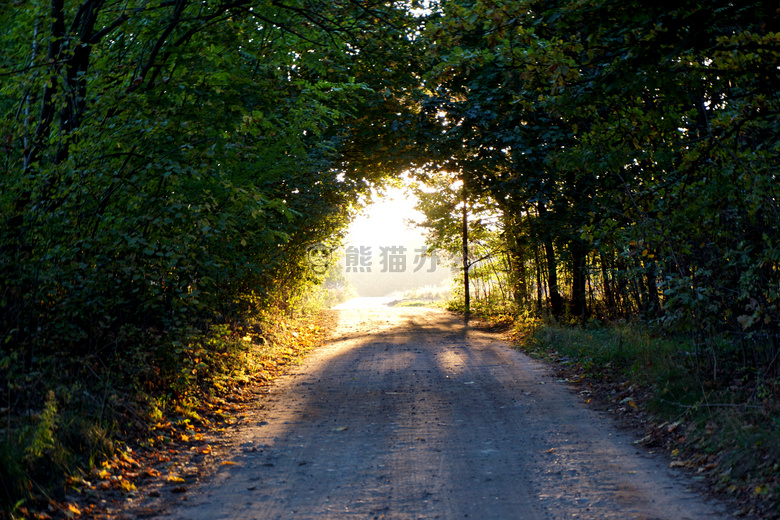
[754,485,769,496]
[166,476,186,483]
[119,480,136,492]
[220,461,237,466]
[120,452,140,467]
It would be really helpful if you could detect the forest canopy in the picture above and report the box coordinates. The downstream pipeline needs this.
[414,0,779,340]
[0,0,423,364]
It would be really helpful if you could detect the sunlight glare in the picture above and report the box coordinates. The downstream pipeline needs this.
[341,184,452,298]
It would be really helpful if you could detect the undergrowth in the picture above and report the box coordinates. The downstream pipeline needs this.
[0,282,341,519]
[511,317,780,518]
[386,284,451,309]
[446,294,518,324]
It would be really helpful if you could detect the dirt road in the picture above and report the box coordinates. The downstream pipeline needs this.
[158,300,733,520]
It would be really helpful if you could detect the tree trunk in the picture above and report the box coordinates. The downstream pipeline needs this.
[536,202,562,316]
[534,245,543,310]
[462,192,470,316]
[600,251,616,318]
[504,218,528,307]
[571,239,588,320]
[645,260,661,316]
[543,237,562,316]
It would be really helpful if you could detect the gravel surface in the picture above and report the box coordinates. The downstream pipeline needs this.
[157,300,734,520]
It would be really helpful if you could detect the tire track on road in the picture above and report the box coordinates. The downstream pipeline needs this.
[157,303,732,520]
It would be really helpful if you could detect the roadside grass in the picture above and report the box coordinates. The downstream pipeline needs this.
[0,300,336,520]
[391,300,446,308]
[386,284,452,308]
[402,284,452,302]
[446,295,518,325]
[511,318,780,519]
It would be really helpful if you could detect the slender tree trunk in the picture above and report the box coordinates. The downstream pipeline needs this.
[600,251,615,318]
[513,252,527,305]
[24,0,65,174]
[462,192,470,316]
[534,245,543,310]
[571,239,588,320]
[504,219,528,307]
[630,270,643,315]
[615,256,631,316]
[543,237,562,316]
[490,257,506,302]
[587,256,595,315]
[536,202,562,316]
[645,260,660,315]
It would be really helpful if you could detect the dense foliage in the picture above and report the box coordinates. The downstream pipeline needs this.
[417,0,780,372]
[0,0,421,511]
[1,0,779,514]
